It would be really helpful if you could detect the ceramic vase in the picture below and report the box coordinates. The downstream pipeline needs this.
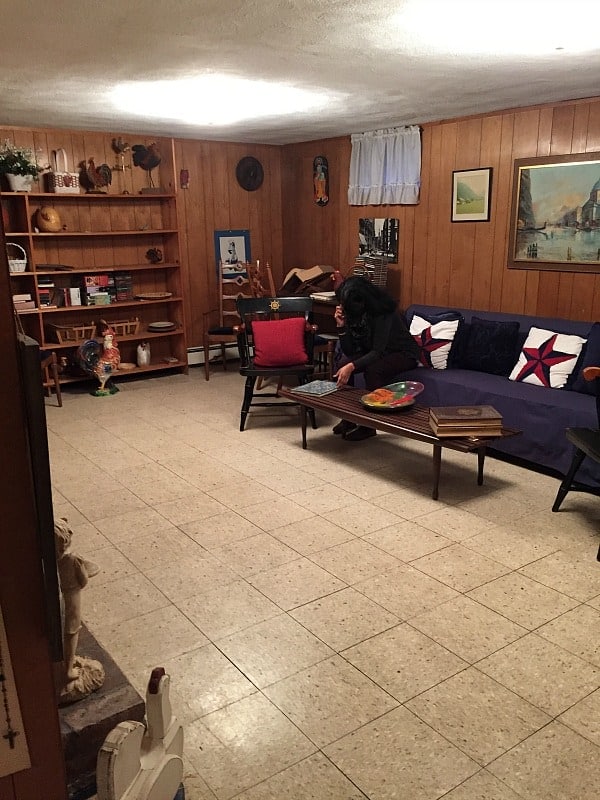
[137,342,151,367]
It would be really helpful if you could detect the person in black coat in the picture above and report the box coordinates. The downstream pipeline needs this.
[333,276,418,440]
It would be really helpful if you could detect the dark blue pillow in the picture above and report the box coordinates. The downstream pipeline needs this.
[458,316,521,376]
[407,310,463,325]
[572,322,600,395]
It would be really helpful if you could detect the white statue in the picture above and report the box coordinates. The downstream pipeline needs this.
[54,517,105,705]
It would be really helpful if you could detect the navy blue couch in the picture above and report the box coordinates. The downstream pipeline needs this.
[354,304,600,488]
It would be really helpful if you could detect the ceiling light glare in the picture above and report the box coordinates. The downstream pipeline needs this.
[110,75,332,126]
[393,0,598,56]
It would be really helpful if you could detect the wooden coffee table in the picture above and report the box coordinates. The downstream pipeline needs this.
[279,386,520,500]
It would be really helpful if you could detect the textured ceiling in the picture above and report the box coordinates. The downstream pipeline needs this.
[2,0,599,144]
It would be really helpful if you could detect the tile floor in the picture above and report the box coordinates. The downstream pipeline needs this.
[46,368,600,800]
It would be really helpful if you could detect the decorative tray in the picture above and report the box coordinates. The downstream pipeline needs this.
[361,381,425,410]
[135,291,172,300]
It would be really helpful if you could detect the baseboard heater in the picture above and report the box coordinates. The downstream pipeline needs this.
[187,344,238,366]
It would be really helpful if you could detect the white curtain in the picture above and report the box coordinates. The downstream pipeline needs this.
[348,125,421,206]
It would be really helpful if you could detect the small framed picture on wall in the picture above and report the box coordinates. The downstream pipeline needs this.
[214,229,251,276]
[451,167,492,222]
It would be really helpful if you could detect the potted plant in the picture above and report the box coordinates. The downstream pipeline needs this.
[0,140,42,191]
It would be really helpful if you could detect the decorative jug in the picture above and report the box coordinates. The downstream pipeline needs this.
[137,342,151,367]
[35,205,62,232]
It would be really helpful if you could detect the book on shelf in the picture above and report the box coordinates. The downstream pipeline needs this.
[88,291,111,306]
[290,380,339,396]
[49,287,69,307]
[13,293,32,302]
[429,405,502,425]
[83,285,115,305]
[114,271,134,301]
[84,274,110,288]
[13,299,36,311]
[38,289,52,306]
[68,287,82,306]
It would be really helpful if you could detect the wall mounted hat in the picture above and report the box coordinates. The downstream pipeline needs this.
[236,156,264,191]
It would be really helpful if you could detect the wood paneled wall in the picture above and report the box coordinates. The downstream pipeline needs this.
[281,98,600,322]
[173,139,283,348]
[4,96,600,359]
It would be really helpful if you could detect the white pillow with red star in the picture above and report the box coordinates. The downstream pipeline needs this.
[410,314,460,369]
[509,326,586,388]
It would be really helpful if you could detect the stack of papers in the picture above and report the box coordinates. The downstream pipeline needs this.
[290,380,338,396]
[310,291,336,301]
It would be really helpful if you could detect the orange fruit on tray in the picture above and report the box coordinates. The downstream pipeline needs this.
[361,381,425,410]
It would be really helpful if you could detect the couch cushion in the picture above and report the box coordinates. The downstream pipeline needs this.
[409,313,461,369]
[405,305,592,338]
[458,316,521,376]
[252,317,308,367]
[509,326,586,389]
[572,322,600,395]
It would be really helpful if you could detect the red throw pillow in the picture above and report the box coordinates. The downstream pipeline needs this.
[252,317,308,367]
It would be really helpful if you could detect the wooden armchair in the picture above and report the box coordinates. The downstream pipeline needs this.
[552,366,600,513]
[235,296,318,431]
[41,351,62,407]
[203,262,251,380]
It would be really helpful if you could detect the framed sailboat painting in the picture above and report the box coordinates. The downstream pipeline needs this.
[508,151,600,273]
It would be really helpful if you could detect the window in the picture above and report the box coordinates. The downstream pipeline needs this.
[348,125,421,206]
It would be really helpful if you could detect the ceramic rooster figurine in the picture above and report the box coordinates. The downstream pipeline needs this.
[85,158,112,193]
[96,667,184,800]
[76,321,121,395]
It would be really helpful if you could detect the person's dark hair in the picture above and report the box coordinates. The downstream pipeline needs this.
[336,276,396,324]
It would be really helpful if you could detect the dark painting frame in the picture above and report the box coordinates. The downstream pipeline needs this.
[214,229,251,276]
[451,167,492,222]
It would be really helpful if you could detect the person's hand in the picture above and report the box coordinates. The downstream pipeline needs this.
[334,362,355,387]
[334,305,345,327]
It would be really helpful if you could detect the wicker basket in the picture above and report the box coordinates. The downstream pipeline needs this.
[110,317,141,337]
[7,242,27,273]
[48,322,96,344]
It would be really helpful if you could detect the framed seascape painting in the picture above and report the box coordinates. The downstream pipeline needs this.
[508,152,600,273]
[451,167,492,222]
[214,229,251,277]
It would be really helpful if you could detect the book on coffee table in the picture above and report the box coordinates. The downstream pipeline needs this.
[429,405,502,424]
[290,380,338,396]
[430,423,504,438]
[429,405,503,437]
